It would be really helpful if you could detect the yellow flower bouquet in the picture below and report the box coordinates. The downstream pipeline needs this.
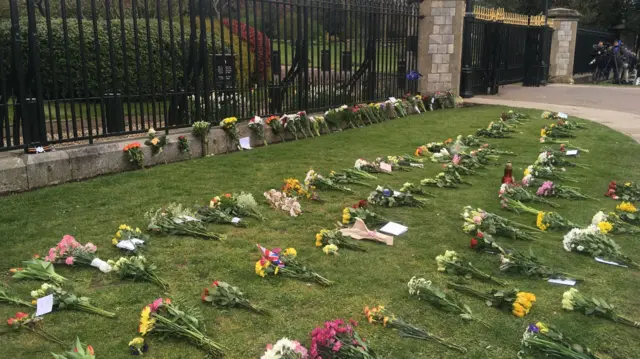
[448,282,536,318]
[219,116,241,150]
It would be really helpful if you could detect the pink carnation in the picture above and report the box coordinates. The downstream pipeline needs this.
[84,242,97,253]
[65,256,74,265]
[332,341,342,352]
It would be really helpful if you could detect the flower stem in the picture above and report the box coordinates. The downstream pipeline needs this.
[77,303,116,318]
[28,327,65,346]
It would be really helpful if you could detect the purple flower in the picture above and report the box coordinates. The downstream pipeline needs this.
[382,189,391,197]
[527,324,539,333]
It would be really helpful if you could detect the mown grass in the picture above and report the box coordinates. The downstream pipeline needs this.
[1,105,639,359]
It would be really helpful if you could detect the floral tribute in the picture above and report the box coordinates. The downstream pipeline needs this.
[255,245,333,286]
[447,283,536,318]
[31,283,116,317]
[249,116,268,146]
[260,338,308,359]
[45,235,112,273]
[367,186,428,208]
[461,206,538,241]
[563,226,639,268]
[536,180,593,200]
[266,115,285,142]
[108,255,168,289]
[137,297,224,357]
[220,116,242,150]
[591,211,640,235]
[144,128,167,156]
[52,337,96,359]
[606,180,640,201]
[210,192,264,220]
[202,280,267,315]
[7,312,64,346]
[435,250,506,286]
[519,322,600,359]
[264,189,302,217]
[310,319,378,359]
[10,257,67,284]
[123,142,144,168]
[315,229,367,252]
[562,288,640,329]
[341,200,388,227]
[111,224,147,252]
[363,305,466,353]
[0,288,33,308]
[145,203,224,240]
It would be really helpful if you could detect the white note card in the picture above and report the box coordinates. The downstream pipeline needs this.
[379,162,392,172]
[547,278,577,286]
[389,97,397,102]
[231,217,241,224]
[409,163,424,168]
[239,137,252,150]
[116,238,145,251]
[595,257,628,267]
[565,150,579,156]
[558,112,568,119]
[380,222,408,236]
[393,191,402,197]
[36,294,54,316]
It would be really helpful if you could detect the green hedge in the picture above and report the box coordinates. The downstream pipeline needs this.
[0,18,253,98]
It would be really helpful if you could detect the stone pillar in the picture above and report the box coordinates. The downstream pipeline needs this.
[547,8,581,84]
[417,0,466,94]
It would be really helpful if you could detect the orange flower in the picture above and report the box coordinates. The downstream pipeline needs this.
[15,312,28,320]
[224,193,232,198]
[7,318,15,326]
[87,345,94,355]
[33,254,40,259]
[164,298,172,305]
[9,268,17,273]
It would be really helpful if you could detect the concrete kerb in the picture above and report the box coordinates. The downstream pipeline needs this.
[466,97,640,143]
[0,108,431,195]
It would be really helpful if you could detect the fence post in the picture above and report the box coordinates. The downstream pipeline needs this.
[416,0,466,94]
[460,0,474,98]
[547,8,581,83]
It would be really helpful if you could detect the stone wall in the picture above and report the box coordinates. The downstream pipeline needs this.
[417,0,465,94]
[548,8,581,84]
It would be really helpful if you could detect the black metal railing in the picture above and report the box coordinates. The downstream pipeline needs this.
[0,0,419,152]
[573,27,616,75]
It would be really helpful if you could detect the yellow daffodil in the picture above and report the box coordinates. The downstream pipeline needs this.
[535,322,549,334]
[283,248,297,257]
[625,182,632,187]
[274,266,279,275]
[597,221,613,234]
[617,202,638,213]
[540,128,546,137]
[111,238,118,245]
[116,230,122,239]
[119,224,127,230]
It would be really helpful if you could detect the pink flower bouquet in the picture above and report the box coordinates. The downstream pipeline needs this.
[260,338,308,359]
[310,319,378,359]
[45,235,112,273]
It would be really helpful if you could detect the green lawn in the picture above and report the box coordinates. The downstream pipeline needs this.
[1,105,640,358]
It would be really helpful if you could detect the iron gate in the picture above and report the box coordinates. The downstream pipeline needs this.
[460,6,553,97]
[0,0,419,152]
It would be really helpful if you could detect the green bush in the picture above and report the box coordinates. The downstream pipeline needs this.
[0,17,253,98]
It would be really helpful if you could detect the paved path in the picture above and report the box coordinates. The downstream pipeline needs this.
[466,84,640,142]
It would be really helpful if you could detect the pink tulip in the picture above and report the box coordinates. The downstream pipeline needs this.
[65,256,74,265]
[473,216,482,224]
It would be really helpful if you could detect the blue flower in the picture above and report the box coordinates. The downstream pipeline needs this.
[527,324,539,333]
[382,189,391,197]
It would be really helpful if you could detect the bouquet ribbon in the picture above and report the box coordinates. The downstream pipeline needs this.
[340,218,393,245]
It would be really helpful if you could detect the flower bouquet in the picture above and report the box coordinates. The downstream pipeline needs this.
[310,115,330,136]
[249,116,268,146]
[304,169,352,192]
[499,249,582,281]
[144,128,167,156]
[499,184,559,207]
[407,277,489,326]
[355,104,377,124]
[145,203,224,240]
[563,226,639,268]
[108,255,168,289]
[178,135,190,155]
[323,108,344,131]
[264,189,302,217]
[111,224,147,252]
[137,297,224,357]
[202,280,268,315]
[615,202,640,226]
[8,312,65,346]
[476,121,514,138]
[354,158,391,174]
[447,283,536,318]
[607,181,640,202]
[421,172,463,188]
[363,305,466,353]
[428,148,452,163]
[462,206,539,241]
[10,257,67,284]
[128,337,148,356]
[539,136,590,153]
[341,200,389,227]
[536,181,594,200]
[469,231,505,254]
[537,211,580,231]
[282,178,318,201]
[500,110,530,123]
[562,288,640,328]
[123,142,144,168]
[255,245,333,286]
[399,182,435,197]
[297,111,315,137]
[260,338,308,359]
[445,159,476,175]
[525,165,578,183]
[521,174,546,188]
[315,229,367,252]
[0,287,34,308]
[327,170,371,187]
[209,192,264,220]
[374,156,411,172]
[192,120,211,156]
[541,123,575,139]
[266,115,286,142]
[435,250,506,286]
[220,116,242,150]
[197,203,248,227]
[31,283,116,317]
[52,337,95,359]
[45,235,112,273]
[367,185,429,208]
[591,211,640,235]
[538,150,589,169]
[310,318,378,358]
[519,322,601,359]
[541,111,562,120]
[281,114,303,139]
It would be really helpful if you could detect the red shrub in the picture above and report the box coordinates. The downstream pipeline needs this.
[222,19,271,78]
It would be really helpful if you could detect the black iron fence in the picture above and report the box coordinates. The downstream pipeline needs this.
[573,27,617,75]
[0,0,419,152]
[460,6,553,97]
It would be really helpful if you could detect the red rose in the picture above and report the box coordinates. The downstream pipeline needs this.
[476,232,484,239]
[470,238,478,249]
[15,312,28,320]
[7,318,15,326]
[212,281,219,287]
[352,205,358,209]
